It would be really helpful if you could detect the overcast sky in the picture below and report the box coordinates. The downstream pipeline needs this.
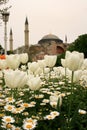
[0,0,87,50]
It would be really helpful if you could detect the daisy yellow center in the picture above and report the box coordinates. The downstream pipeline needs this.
[52,112,57,115]
[0,113,5,117]
[16,108,20,111]
[8,97,13,101]
[48,115,52,119]
[53,104,56,107]
[15,128,20,130]
[16,107,22,111]
[23,103,29,107]
[6,123,12,128]
[6,118,11,122]
[27,119,33,123]
[8,106,13,110]
[26,124,32,129]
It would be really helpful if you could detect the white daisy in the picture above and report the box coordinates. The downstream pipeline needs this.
[78,109,87,114]
[42,99,49,103]
[12,107,24,114]
[1,122,13,129]
[50,111,60,117]
[2,116,15,123]
[35,94,44,99]
[12,126,21,130]
[21,103,30,108]
[44,114,55,120]
[5,97,15,103]
[23,118,37,125]
[30,101,36,105]
[23,122,36,130]
[4,104,15,112]
[50,101,57,108]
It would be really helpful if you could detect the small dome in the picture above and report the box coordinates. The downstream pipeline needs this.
[38,33,63,43]
[42,34,59,40]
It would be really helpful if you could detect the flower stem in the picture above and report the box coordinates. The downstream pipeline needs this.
[67,71,74,129]
[71,71,74,85]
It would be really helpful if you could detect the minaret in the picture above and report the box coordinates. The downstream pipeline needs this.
[24,17,29,47]
[65,35,67,43]
[9,28,13,51]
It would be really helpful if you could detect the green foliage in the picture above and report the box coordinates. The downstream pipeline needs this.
[1,73,87,130]
[0,45,3,49]
[0,44,4,54]
[60,83,87,130]
[7,50,14,55]
[55,53,65,66]
[68,34,87,58]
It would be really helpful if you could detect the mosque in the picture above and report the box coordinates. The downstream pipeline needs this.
[9,17,69,61]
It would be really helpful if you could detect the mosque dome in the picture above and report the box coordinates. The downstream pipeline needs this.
[38,33,63,44]
[42,34,59,40]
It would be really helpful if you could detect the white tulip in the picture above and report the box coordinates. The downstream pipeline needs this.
[72,70,82,83]
[44,55,57,68]
[50,94,62,108]
[0,59,7,69]
[27,62,32,69]
[53,67,58,72]
[65,51,71,59]
[20,53,28,64]
[27,73,34,80]
[29,62,39,73]
[6,54,20,69]
[27,76,42,91]
[27,69,33,75]
[44,67,50,74]
[62,51,84,71]
[55,66,71,78]
[81,59,87,70]
[57,94,62,107]
[4,69,28,89]
[61,59,67,68]
[50,95,58,104]
[34,67,43,76]
[37,59,46,69]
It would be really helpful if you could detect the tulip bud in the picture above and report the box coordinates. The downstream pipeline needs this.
[27,76,42,91]
[4,69,28,89]
[62,51,84,71]
[44,55,57,68]
[20,53,28,64]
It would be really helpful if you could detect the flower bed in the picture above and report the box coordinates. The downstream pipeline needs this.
[0,51,87,130]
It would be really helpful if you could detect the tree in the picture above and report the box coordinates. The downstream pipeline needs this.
[0,0,10,23]
[68,34,87,58]
[0,44,4,54]
[55,52,65,66]
[0,0,9,5]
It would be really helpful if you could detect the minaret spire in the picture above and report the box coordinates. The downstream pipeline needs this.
[9,28,13,51]
[24,17,29,47]
[65,35,67,43]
